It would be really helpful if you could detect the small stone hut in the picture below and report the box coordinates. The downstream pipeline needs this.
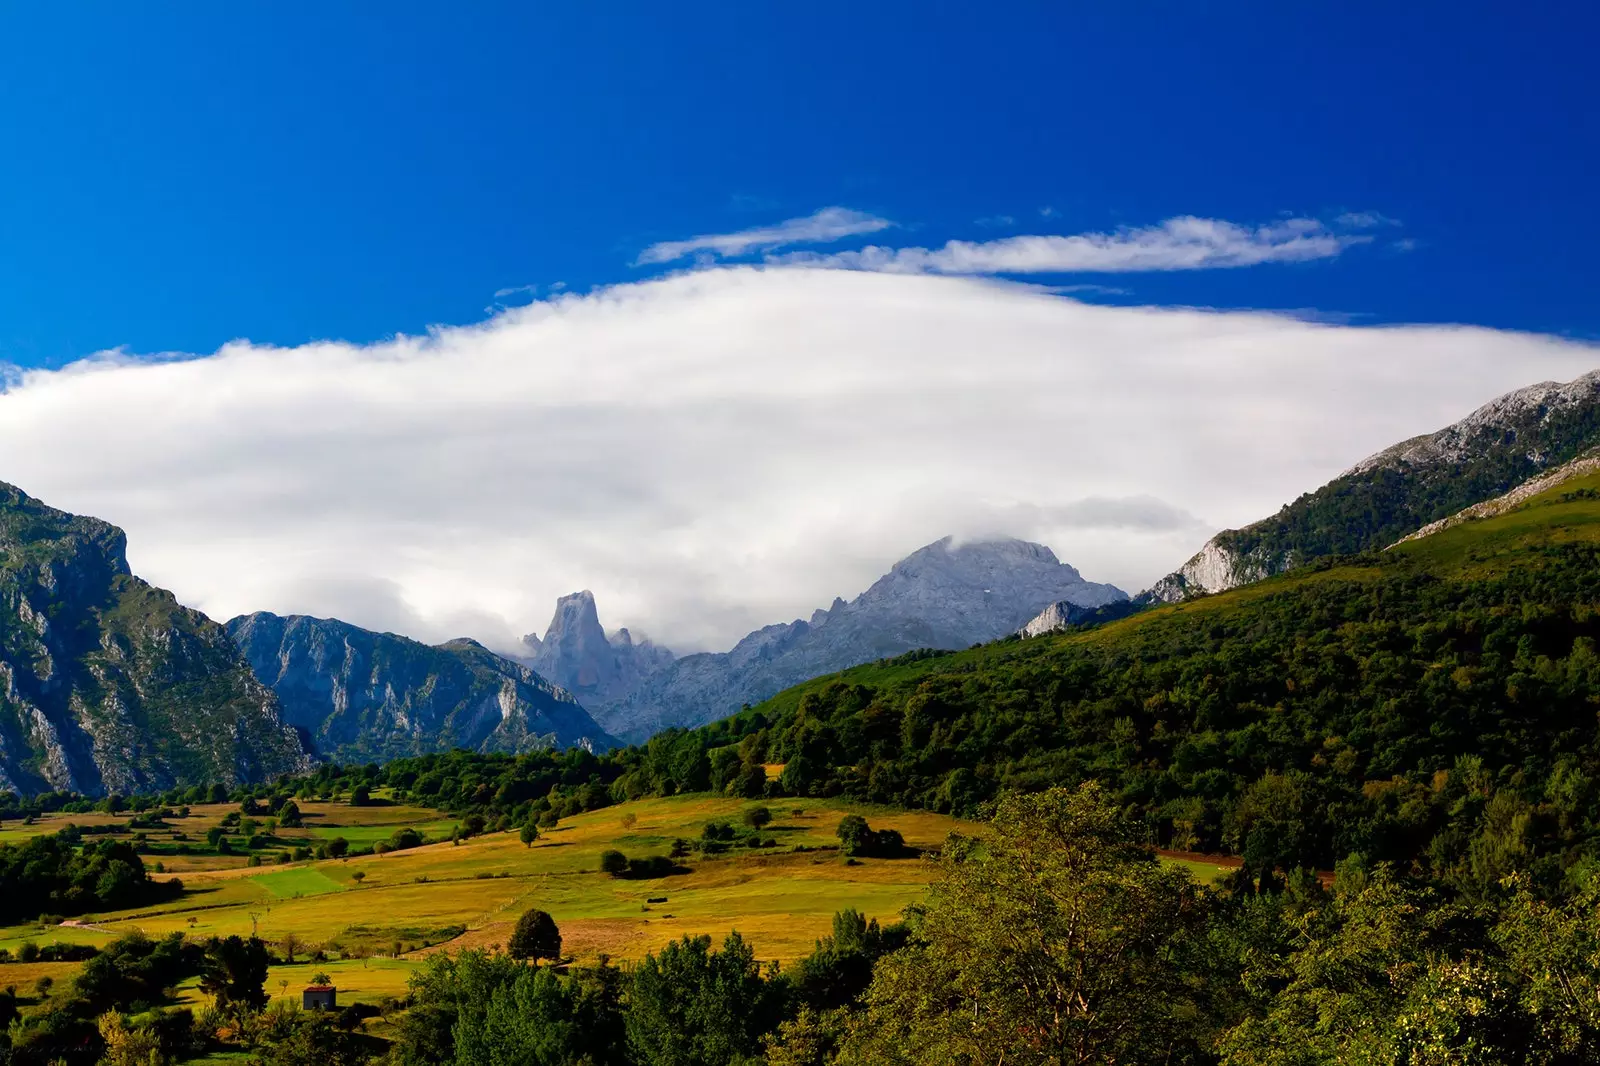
[302,984,337,1010]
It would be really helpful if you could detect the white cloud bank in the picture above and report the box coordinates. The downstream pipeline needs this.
[0,265,1594,653]
[780,216,1368,274]
[636,207,891,265]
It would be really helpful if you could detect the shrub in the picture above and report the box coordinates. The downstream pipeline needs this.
[599,850,629,877]
[743,806,772,829]
[627,856,678,879]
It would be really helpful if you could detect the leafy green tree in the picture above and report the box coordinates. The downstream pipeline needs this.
[97,1010,164,1066]
[507,909,562,963]
[277,800,304,828]
[395,950,623,1066]
[1493,870,1600,1056]
[599,849,629,877]
[520,821,540,848]
[835,815,871,856]
[199,935,271,1010]
[837,785,1214,1066]
[251,1008,373,1066]
[743,806,772,828]
[626,932,777,1066]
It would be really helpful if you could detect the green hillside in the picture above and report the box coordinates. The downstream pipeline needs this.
[691,470,1600,887]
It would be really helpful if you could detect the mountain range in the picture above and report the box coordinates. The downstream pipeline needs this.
[544,536,1128,743]
[226,613,616,762]
[6,368,1600,794]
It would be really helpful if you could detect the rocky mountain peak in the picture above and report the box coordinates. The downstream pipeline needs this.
[520,590,675,709]
[595,535,1127,742]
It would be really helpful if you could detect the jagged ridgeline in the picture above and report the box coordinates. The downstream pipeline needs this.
[0,482,308,796]
[227,613,617,761]
[1148,370,1600,600]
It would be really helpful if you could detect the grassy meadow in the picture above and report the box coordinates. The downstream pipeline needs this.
[0,792,1232,1011]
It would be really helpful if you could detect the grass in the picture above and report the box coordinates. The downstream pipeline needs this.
[0,794,1232,1008]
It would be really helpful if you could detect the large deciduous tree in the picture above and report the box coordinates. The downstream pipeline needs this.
[836,784,1214,1066]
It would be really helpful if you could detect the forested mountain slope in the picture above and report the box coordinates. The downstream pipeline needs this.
[1147,369,1600,601]
[0,482,309,796]
[670,468,1600,886]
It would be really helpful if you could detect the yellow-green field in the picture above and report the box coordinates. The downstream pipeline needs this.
[0,795,1231,1008]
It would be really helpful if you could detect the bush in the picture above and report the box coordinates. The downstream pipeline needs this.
[507,908,562,962]
[627,856,678,879]
[743,806,772,829]
[599,850,629,877]
[388,827,424,851]
[836,816,907,858]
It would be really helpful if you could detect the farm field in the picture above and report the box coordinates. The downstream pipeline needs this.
[0,794,1232,1010]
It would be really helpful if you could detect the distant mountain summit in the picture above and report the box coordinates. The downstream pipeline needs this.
[589,536,1126,742]
[1145,369,1600,601]
[0,481,309,796]
[227,613,615,760]
[519,591,674,709]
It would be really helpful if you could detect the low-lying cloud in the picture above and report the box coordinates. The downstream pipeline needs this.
[0,265,1594,653]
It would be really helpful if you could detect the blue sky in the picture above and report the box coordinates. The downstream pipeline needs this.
[1,3,1596,369]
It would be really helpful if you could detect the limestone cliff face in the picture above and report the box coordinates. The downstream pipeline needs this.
[518,591,674,710]
[227,613,616,761]
[1140,369,1600,603]
[0,481,309,796]
[594,537,1127,742]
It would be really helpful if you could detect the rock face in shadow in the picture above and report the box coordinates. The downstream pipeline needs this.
[587,537,1127,743]
[0,481,309,796]
[227,612,617,761]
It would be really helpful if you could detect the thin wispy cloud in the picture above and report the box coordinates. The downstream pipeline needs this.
[1337,211,1402,229]
[635,207,891,266]
[776,216,1373,275]
[493,283,540,299]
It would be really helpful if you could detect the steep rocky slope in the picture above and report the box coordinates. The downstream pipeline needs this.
[594,537,1126,742]
[227,613,616,761]
[518,591,674,709]
[0,482,309,796]
[1145,369,1600,601]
